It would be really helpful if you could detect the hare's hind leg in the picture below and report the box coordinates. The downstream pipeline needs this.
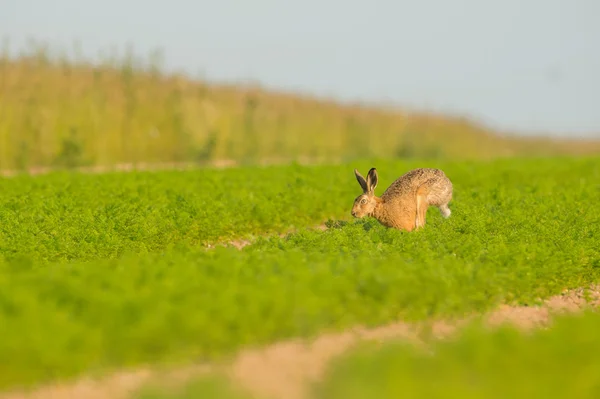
[415,186,429,229]
[425,176,452,220]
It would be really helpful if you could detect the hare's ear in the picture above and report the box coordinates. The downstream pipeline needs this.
[366,168,378,193]
[354,169,369,193]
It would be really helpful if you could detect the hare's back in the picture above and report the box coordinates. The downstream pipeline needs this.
[381,168,448,200]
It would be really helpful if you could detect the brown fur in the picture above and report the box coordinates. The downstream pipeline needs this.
[351,167,453,231]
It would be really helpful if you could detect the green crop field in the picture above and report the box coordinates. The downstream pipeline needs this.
[135,375,254,399]
[314,310,600,399]
[1,156,599,391]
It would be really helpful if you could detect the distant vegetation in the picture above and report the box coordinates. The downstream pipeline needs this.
[1,39,599,172]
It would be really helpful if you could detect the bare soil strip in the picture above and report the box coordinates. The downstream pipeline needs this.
[0,156,330,178]
[2,285,599,399]
[219,224,329,250]
[0,161,233,178]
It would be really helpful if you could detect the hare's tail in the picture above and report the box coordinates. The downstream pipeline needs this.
[439,203,451,218]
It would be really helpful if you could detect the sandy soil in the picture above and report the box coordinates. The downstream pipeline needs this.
[1,285,598,399]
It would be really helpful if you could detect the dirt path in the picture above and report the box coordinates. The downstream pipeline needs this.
[2,285,599,399]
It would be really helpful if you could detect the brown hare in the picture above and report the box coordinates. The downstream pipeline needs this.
[351,167,453,231]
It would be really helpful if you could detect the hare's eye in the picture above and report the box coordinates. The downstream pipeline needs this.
[360,198,367,204]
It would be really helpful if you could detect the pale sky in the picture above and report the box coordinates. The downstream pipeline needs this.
[2,0,599,138]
